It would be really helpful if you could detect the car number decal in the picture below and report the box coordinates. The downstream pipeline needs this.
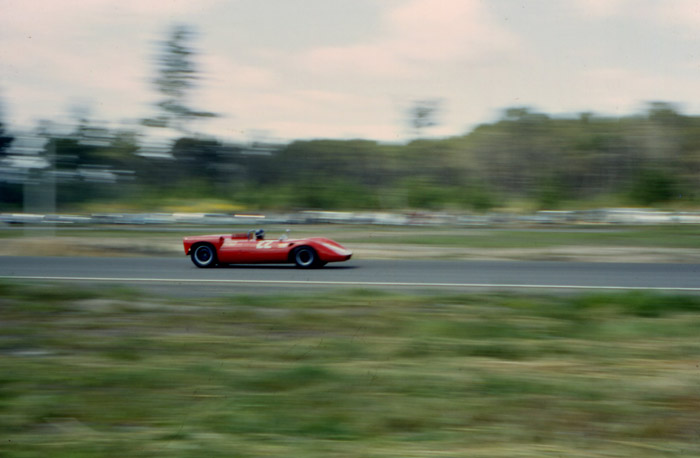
[256,241,286,249]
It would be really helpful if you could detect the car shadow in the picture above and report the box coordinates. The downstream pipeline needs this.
[216,264,358,270]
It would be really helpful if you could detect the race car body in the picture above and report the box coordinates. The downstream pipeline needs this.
[183,229,352,268]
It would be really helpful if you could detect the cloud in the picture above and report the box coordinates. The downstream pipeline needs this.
[650,0,700,29]
[386,0,517,62]
[301,0,519,79]
[574,0,700,31]
[572,0,631,18]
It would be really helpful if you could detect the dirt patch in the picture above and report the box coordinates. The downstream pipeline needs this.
[0,237,180,258]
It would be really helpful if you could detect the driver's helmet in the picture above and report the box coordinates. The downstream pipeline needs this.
[255,229,265,240]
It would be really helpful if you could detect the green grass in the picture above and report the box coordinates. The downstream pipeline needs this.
[2,282,700,456]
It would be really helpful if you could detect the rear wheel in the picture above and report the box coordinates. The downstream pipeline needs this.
[293,246,320,268]
[191,244,217,268]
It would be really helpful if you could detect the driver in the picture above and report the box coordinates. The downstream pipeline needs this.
[255,229,265,240]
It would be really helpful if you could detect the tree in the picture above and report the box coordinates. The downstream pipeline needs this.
[408,99,443,138]
[0,100,13,159]
[0,101,17,209]
[143,24,217,134]
[0,124,12,160]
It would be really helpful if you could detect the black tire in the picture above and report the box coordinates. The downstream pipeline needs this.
[293,246,320,268]
[191,244,217,268]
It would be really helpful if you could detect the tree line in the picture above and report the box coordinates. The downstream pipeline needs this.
[1,102,698,212]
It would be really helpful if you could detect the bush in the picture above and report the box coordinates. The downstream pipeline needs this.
[629,169,678,205]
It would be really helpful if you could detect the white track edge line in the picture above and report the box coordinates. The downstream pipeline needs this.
[1,276,699,291]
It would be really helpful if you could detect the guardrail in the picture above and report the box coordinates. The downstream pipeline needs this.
[3,209,700,227]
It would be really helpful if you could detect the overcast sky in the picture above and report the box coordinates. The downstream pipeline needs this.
[2,0,700,142]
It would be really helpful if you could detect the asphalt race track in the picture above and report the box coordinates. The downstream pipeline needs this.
[1,256,699,293]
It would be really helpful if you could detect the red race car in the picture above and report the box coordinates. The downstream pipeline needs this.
[183,229,352,268]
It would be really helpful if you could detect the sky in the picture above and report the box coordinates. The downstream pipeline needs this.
[2,0,700,143]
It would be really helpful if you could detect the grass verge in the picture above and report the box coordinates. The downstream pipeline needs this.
[6,223,700,248]
[2,283,700,457]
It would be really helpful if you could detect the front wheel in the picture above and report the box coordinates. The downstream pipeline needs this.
[293,247,320,268]
[191,244,217,268]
